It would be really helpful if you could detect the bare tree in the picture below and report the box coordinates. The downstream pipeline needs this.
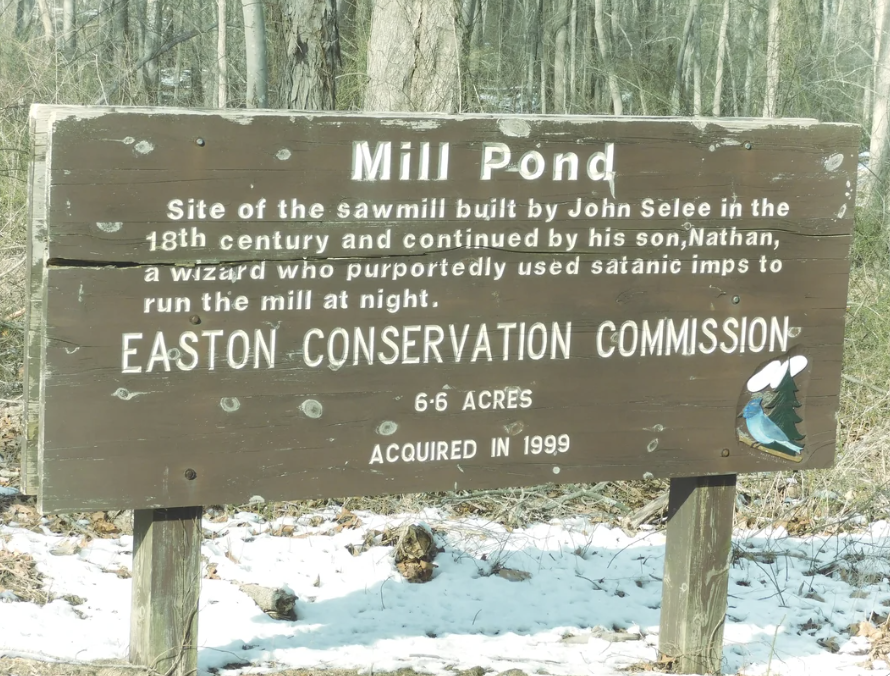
[97,0,129,67]
[594,0,622,114]
[460,1,477,62]
[742,0,758,115]
[280,0,340,110]
[242,0,268,107]
[35,0,52,44]
[15,0,34,37]
[691,0,702,115]
[869,0,890,210]
[539,0,546,113]
[218,0,227,107]
[62,0,76,60]
[671,0,698,115]
[112,0,128,68]
[459,0,477,106]
[142,0,162,100]
[864,0,876,127]
[525,0,542,113]
[568,0,577,110]
[553,0,569,113]
[763,0,780,117]
[364,0,460,112]
[712,0,730,115]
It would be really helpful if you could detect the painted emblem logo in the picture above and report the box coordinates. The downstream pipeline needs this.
[738,355,808,462]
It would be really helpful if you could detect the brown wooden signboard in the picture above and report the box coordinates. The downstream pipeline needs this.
[24,105,858,514]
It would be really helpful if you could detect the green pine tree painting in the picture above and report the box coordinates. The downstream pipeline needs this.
[765,368,805,444]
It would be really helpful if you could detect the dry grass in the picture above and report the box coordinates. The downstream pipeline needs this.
[0,104,28,401]
[0,659,512,676]
[216,478,664,528]
[0,659,150,676]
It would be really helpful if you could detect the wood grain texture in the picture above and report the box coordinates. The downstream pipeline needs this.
[21,106,50,496]
[659,475,737,674]
[27,106,858,512]
[130,506,202,676]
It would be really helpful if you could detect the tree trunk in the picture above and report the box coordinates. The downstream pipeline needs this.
[133,0,145,75]
[460,0,477,58]
[242,0,268,107]
[364,0,460,112]
[763,0,780,117]
[692,0,702,115]
[172,3,184,104]
[142,0,162,101]
[98,0,128,69]
[553,0,569,113]
[474,0,485,49]
[671,0,698,115]
[865,0,882,128]
[280,0,340,111]
[726,17,740,116]
[743,1,757,116]
[712,0,730,115]
[540,0,547,115]
[336,0,356,47]
[112,0,128,70]
[460,0,477,110]
[594,0,622,114]
[62,0,76,60]
[525,0,542,113]
[100,0,114,57]
[15,0,34,37]
[869,0,890,211]
[35,0,52,43]
[218,0,227,107]
[569,0,577,111]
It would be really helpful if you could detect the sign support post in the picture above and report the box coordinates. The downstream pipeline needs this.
[659,475,737,674]
[130,506,203,676]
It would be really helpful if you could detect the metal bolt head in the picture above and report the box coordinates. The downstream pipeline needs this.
[721,448,730,458]
[189,315,201,325]
[184,468,197,480]
[744,142,752,150]
[196,138,205,147]
[731,295,741,304]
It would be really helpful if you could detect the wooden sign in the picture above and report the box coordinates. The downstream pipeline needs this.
[24,106,858,513]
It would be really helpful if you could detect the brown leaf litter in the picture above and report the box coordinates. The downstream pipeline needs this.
[0,548,50,605]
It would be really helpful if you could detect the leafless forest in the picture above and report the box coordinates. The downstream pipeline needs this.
[1,2,886,131]
[1,0,889,522]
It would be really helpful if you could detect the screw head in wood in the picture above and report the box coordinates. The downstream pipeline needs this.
[184,468,197,480]
[196,138,205,147]
[732,295,741,304]
[721,449,730,457]
[744,142,752,150]
[189,315,201,325]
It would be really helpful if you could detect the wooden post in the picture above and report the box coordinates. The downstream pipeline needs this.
[659,475,736,674]
[130,506,203,676]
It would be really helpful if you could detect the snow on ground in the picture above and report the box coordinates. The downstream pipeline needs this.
[2,502,890,676]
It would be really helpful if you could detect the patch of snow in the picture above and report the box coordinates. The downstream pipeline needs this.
[1,512,889,675]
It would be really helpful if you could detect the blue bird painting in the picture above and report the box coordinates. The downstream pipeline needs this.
[741,397,803,455]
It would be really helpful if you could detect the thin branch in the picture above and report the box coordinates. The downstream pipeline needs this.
[842,373,889,396]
